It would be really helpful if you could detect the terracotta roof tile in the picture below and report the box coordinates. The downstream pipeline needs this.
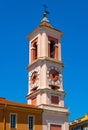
[0,98,36,109]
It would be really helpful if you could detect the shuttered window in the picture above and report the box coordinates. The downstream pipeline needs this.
[50,124,61,130]
[28,116,34,130]
[32,97,36,106]
[10,114,16,128]
[51,96,59,104]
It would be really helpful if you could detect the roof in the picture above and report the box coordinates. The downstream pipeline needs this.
[0,98,42,112]
[27,12,63,40]
[69,114,88,126]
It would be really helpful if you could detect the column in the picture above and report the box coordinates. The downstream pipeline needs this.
[48,41,50,57]
[54,44,58,60]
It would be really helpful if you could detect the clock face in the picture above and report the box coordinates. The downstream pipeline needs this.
[30,71,38,84]
[49,69,59,82]
[47,66,62,85]
[30,68,39,88]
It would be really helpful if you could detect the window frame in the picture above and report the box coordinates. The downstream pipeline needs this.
[51,95,59,105]
[48,122,62,130]
[28,115,34,130]
[10,113,17,129]
[73,126,81,130]
[82,125,88,130]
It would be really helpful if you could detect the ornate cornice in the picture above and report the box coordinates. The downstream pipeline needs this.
[27,25,63,40]
[27,56,64,70]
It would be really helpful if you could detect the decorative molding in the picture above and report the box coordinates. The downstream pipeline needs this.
[31,47,36,50]
[27,57,64,71]
[54,44,58,47]
[36,42,39,45]
[48,41,51,44]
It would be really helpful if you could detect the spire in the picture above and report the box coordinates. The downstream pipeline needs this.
[40,5,51,27]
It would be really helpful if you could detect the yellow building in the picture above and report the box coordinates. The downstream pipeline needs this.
[69,114,88,130]
[0,98,42,130]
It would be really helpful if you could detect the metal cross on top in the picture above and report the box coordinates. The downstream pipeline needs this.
[43,4,50,17]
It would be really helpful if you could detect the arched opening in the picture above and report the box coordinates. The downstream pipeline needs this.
[31,38,38,63]
[50,41,55,58]
[33,43,37,60]
[48,36,58,60]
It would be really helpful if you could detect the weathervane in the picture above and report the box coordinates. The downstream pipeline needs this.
[43,4,50,17]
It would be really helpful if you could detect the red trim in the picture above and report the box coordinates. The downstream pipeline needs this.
[31,37,38,63]
[48,36,58,43]
[50,124,61,130]
[48,36,59,60]
[51,96,59,104]
[31,97,36,106]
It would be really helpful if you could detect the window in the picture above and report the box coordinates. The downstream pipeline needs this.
[51,96,59,104]
[28,116,34,130]
[82,125,88,130]
[73,126,81,130]
[50,124,61,130]
[10,114,16,128]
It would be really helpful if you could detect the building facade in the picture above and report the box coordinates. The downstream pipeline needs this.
[69,114,88,130]
[26,12,69,130]
[0,98,42,130]
[0,12,69,130]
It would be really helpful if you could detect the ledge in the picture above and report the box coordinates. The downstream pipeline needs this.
[27,56,64,70]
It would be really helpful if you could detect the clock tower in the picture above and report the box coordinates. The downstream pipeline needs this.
[27,11,69,130]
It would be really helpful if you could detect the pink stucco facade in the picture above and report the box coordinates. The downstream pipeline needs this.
[27,13,69,130]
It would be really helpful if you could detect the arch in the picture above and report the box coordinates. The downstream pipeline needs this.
[48,36,58,60]
[31,38,38,62]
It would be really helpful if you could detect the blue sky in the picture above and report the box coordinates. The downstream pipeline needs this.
[0,0,88,121]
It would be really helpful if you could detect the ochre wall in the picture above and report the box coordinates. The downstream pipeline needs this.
[0,108,4,130]
[0,105,42,130]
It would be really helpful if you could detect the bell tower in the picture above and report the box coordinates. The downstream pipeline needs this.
[27,11,69,130]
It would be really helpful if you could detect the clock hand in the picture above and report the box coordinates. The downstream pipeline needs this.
[52,71,59,78]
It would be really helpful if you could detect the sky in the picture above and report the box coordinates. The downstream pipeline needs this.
[0,0,88,121]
